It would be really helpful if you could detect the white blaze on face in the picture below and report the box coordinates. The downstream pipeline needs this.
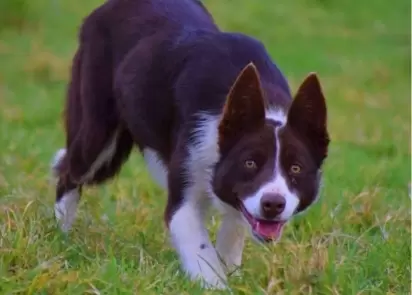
[242,109,300,221]
[243,175,299,220]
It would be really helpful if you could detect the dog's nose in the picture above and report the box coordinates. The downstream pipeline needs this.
[260,193,286,219]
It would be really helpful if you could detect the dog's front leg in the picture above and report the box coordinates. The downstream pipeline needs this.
[167,193,227,289]
[216,208,246,274]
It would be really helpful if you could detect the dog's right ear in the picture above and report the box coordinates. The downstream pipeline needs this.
[218,63,266,152]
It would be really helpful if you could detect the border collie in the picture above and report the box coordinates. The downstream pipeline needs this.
[51,0,330,289]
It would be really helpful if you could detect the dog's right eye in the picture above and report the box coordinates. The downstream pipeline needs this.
[244,160,257,170]
[290,164,302,174]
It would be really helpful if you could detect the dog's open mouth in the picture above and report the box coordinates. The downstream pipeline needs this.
[240,203,286,242]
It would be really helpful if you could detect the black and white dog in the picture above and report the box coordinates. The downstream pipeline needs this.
[52,0,330,289]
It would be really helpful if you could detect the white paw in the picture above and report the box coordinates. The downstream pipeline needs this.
[188,261,228,290]
[55,189,79,232]
[169,198,229,290]
[227,266,242,278]
[201,279,229,291]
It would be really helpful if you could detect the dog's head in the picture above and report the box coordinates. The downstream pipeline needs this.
[213,63,330,242]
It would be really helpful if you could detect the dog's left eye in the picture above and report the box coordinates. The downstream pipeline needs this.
[244,160,257,170]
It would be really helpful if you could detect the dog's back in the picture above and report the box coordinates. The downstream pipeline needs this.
[87,0,218,63]
[59,0,291,182]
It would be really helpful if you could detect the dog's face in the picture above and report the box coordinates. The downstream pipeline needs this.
[213,63,330,242]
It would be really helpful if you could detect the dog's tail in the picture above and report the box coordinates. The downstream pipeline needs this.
[53,10,119,182]
[51,148,67,178]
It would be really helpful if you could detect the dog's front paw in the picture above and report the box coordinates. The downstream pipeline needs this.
[199,277,228,291]
[226,265,242,278]
[187,264,228,290]
[183,254,229,290]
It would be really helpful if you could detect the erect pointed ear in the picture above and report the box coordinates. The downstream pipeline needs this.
[218,63,266,151]
[287,73,330,163]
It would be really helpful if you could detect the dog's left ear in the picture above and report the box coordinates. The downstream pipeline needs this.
[287,73,330,164]
[218,63,266,152]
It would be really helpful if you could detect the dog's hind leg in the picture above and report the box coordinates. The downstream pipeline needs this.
[52,12,133,232]
[52,127,133,232]
[51,149,79,232]
[51,47,84,233]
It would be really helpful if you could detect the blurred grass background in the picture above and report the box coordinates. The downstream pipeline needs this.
[0,0,410,294]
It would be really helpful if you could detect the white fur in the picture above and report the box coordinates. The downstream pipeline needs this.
[143,148,168,188]
[169,195,227,289]
[80,129,120,183]
[54,189,80,232]
[51,148,67,177]
[265,108,287,125]
[242,175,300,221]
[187,113,221,180]
[272,110,300,220]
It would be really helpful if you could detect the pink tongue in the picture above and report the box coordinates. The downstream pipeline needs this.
[255,221,283,239]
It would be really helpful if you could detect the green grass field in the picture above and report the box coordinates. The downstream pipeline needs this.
[0,0,410,294]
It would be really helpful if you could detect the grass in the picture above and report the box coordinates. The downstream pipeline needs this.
[0,0,410,294]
